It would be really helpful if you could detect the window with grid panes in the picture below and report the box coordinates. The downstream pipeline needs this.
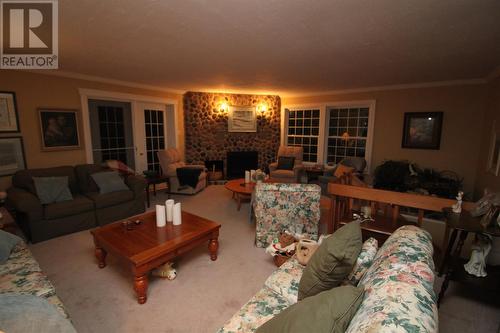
[286,108,320,162]
[144,109,166,173]
[326,107,369,164]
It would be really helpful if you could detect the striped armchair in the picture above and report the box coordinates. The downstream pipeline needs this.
[253,183,321,248]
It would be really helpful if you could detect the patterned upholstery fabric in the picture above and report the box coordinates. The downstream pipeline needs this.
[264,257,303,304]
[218,225,437,333]
[346,225,437,333]
[217,287,290,333]
[0,242,69,318]
[344,237,378,286]
[253,183,321,248]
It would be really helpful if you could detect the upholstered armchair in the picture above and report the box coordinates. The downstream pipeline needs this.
[157,148,207,195]
[318,157,367,194]
[268,146,305,183]
[253,182,321,248]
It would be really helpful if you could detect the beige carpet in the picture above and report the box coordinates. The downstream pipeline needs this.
[29,185,500,333]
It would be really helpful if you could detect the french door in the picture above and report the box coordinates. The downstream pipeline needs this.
[88,99,135,169]
[133,103,167,174]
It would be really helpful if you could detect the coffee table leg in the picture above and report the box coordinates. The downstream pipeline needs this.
[134,274,148,304]
[208,238,219,261]
[95,246,107,268]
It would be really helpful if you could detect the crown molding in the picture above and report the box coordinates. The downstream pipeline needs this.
[187,88,282,97]
[280,78,488,98]
[25,70,186,95]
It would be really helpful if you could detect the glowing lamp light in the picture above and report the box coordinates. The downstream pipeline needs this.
[219,102,229,113]
[257,104,268,114]
[341,132,350,141]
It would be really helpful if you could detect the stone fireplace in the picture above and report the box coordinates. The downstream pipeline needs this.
[184,91,281,175]
[227,151,258,179]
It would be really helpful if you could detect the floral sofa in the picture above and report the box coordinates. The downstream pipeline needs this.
[218,225,438,333]
[0,240,70,319]
[253,183,321,248]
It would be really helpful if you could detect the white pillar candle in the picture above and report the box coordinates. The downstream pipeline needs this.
[250,170,256,182]
[165,199,174,222]
[156,204,166,227]
[173,202,182,225]
[245,170,250,183]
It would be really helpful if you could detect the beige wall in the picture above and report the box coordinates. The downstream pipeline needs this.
[474,77,500,198]
[0,70,183,190]
[282,84,487,196]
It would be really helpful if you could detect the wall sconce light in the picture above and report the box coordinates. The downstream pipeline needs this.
[257,103,268,114]
[219,102,229,113]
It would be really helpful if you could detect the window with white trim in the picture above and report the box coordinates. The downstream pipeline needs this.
[326,107,370,164]
[285,108,320,163]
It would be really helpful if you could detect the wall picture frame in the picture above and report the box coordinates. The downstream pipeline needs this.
[402,112,443,149]
[228,105,257,132]
[0,137,26,176]
[486,121,500,176]
[0,91,20,133]
[38,108,81,151]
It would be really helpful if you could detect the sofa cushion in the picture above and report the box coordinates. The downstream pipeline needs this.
[346,225,437,333]
[74,164,108,193]
[33,176,73,205]
[264,257,304,304]
[298,221,362,300]
[43,195,94,219]
[91,171,129,194]
[268,169,294,178]
[12,166,79,195]
[257,285,364,333]
[334,164,354,178]
[217,287,290,333]
[344,237,378,286]
[85,190,134,209]
[0,294,76,333]
[0,230,22,264]
[0,243,42,276]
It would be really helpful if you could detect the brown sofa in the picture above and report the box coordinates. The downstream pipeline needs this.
[6,164,146,243]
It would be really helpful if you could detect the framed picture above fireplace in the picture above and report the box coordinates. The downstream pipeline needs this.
[228,106,256,132]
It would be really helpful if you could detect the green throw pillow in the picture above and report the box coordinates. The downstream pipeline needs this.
[257,285,364,333]
[32,176,73,205]
[0,229,22,264]
[298,221,362,300]
[91,171,129,194]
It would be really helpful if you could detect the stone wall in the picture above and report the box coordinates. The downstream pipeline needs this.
[184,91,281,173]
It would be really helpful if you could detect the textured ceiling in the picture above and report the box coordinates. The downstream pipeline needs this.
[57,0,500,95]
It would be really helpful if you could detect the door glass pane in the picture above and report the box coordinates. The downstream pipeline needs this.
[144,109,166,174]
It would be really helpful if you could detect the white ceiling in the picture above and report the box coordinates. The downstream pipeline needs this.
[57,0,500,95]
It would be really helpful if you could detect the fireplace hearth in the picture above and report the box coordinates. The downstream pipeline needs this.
[227,151,258,179]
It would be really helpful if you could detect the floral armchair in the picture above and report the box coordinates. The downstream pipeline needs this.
[253,183,321,248]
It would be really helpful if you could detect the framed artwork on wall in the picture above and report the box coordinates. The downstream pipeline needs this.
[0,91,20,133]
[487,121,500,176]
[0,137,26,176]
[38,108,81,151]
[402,112,443,149]
[228,105,257,132]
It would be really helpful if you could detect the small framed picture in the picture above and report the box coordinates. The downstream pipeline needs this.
[0,137,26,176]
[0,91,20,133]
[228,106,257,132]
[38,108,81,151]
[402,112,443,149]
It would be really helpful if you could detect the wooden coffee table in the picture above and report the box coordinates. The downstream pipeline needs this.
[224,178,257,211]
[91,210,221,304]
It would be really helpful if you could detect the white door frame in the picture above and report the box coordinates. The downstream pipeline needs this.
[79,88,178,164]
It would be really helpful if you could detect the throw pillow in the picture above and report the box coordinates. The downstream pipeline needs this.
[344,237,378,286]
[91,171,129,194]
[0,294,76,333]
[32,176,73,205]
[277,156,295,170]
[0,229,22,264]
[256,285,364,333]
[298,221,362,300]
[334,164,355,178]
